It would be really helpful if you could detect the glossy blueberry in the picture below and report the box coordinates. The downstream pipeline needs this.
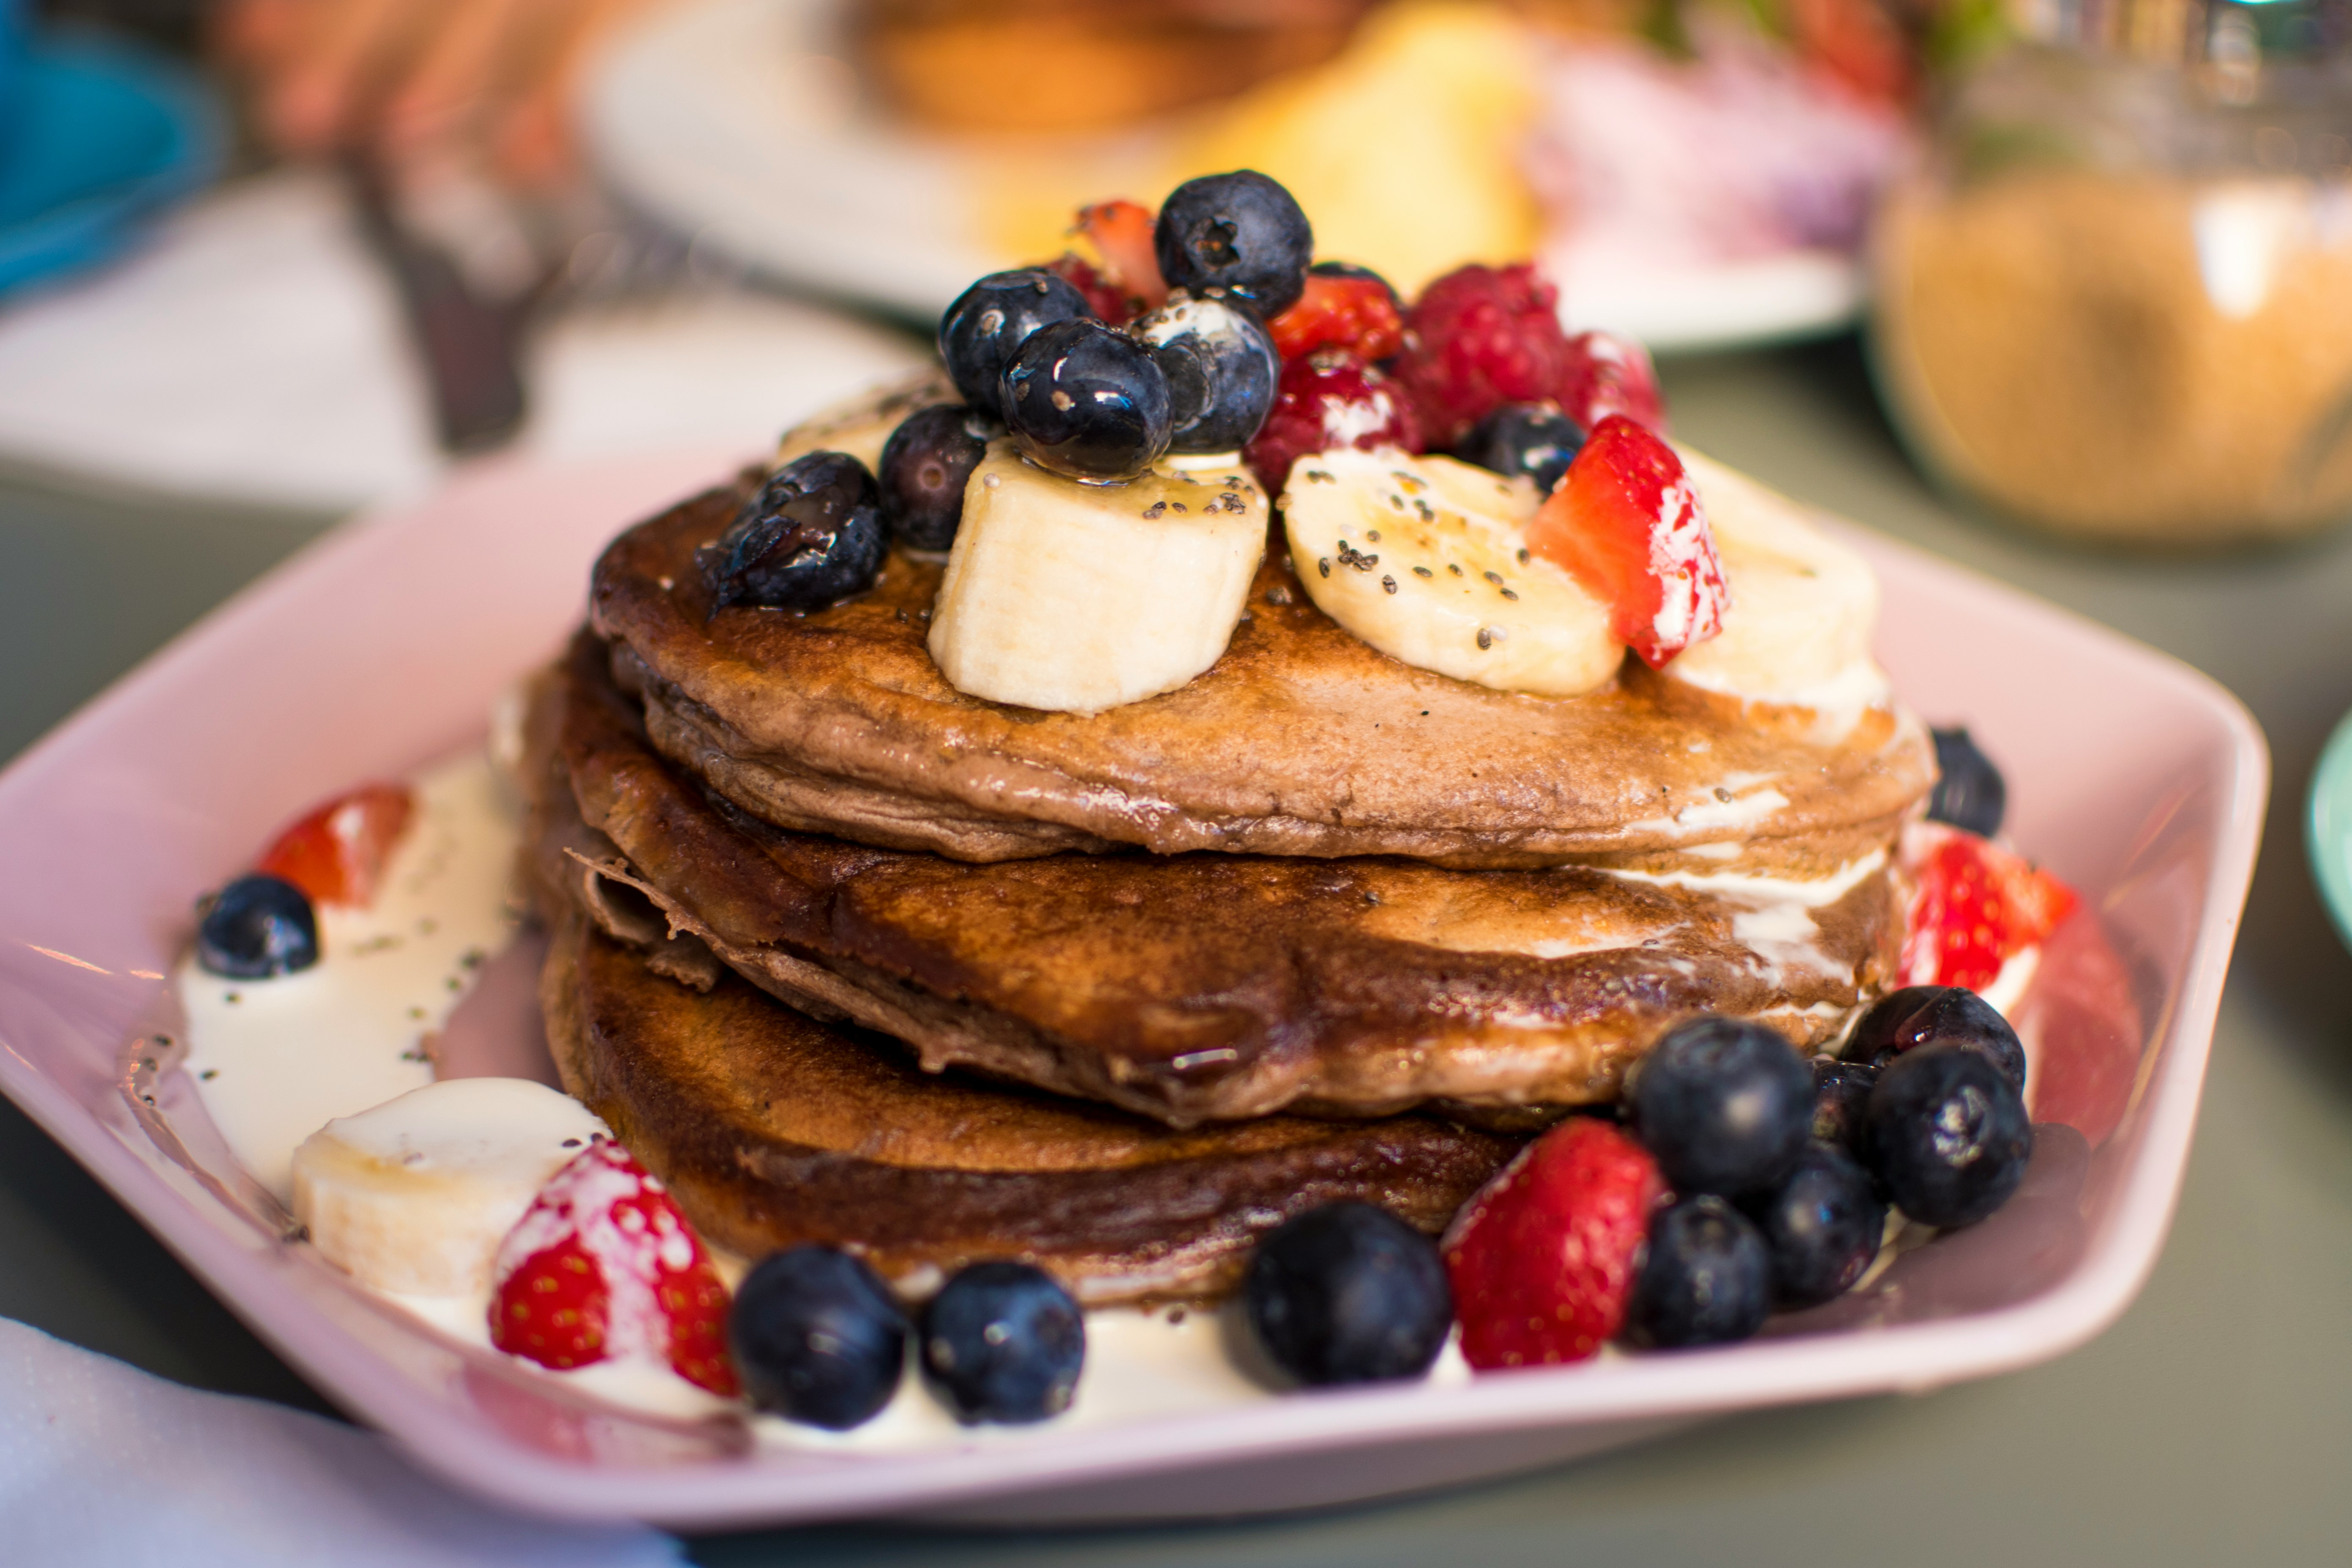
[1809,1058,1879,1151]
[196,873,319,979]
[999,317,1173,480]
[1153,170,1314,317]
[878,404,993,551]
[729,1245,908,1430]
[1244,1202,1453,1387]
[1457,403,1586,494]
[1928,726,2007,837]
[699,451,885,611]
[1628,1017,1815,1199]
[1748,1143,1887,1308]
[1626,1195,1772,1349]
[1862,1041,2034,1228]
[920,1261,1085,1424]
[938,267,1096,411]
[1130,292,1279,452]
[1843,985,2026,1093]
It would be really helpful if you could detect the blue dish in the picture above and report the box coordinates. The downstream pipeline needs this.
[2312,707,2352,956]
[0,29,223,297]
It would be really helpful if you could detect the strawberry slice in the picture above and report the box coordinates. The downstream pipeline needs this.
[1079,199,1166,314]
[1445,1117,1664,1370]
[254,783,415,909]
[1269,268,1405,363]
[490,1140,738,1396]
[1559,330,1664,433]
[1525,416,1727,668]
[1899,823,2081,992]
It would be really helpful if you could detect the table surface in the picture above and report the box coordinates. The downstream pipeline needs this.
[5,336,2351,1566]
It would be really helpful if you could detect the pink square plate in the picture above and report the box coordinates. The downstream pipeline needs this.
[0,447,2266,1529]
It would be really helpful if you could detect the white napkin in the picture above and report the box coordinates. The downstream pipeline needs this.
[0,1317,682,1567]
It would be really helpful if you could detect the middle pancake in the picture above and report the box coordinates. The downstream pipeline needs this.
[540,632,1906,1127]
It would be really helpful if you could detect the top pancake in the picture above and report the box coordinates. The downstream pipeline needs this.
[591,482,1935,869]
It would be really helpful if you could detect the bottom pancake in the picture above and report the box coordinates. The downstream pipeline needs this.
[540,912,1521,1303]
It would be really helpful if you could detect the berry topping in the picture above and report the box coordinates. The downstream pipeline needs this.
[255,783,414,909]
[1131,292,1280,452]
[1808,1057,1880,1151]
[939,267,1096,411]
[1628,1017,1815,1199]
[489,1141,737,1395]
[1445,1117,1663,1370]
[1153,170,1314,317]
[1043,254,1135,327]
[1457,402,1586,494]
[1074,198,1167,317]
[1899,824,2079,992]
[1267,263,1406,363]
[1863,1042,2034,1228]
[1001,317,1174,480]
[878,404,993,551]
[1627,1195,1773,1348]
[701,452,886,612]
[1928,725,2008,838]
[1243,1201,1454,1388]
[1526,415,1728,668]
[1393,263,1574,446]
[196,873,319,979]
[1843,984,2027,1094]
[1559,330,1665,432]
[918,1260,1085,1424]
[1242,348,1424,494]
[1746,1143,1887,1308]
[729,1245,908,1429]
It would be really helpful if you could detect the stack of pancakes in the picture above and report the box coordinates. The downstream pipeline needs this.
[521,439,1935,1304]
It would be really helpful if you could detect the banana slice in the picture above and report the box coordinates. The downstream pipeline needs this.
[1666,450,1883,703]
[292,1077,608,1298]
[1282,447,1621,697]
[928,443,1268,714]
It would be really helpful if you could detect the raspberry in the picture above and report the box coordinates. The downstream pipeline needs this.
[1043,253,1135,325]
[1560,330,1665,433]
[1394,263,1574,446]
[1242,349,1424,496]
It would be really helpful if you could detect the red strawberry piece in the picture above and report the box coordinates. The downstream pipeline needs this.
[1243,348,1425,495]
[1043,253,1135,325]
[1898,823,2082,992]
[1525,415,1727,668]
[1559,330,1665,433]
[1393,262,1574,446]
[2015,906,2142,1147]
[1268,268,1406,363]
[1446,1117,1664,1370]
[254,782,415,909]
[489,1140,739,1397]
[1078,198,1167,314]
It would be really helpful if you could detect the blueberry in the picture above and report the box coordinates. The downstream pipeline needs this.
[1809,1058,1879,1151]
[1626,1195,1772,1349]
[1928,726,2007,837]
[938,268,1096,412]
[729,1245,908,1430]
[1748,1143,1887,1308]
[699,451,885,612]
[196,873,318,979]
[1863,1042,2034,1228]
[1629,1017,1815,1199]
[1130,292,1279,452]
[1000,317,1173,481]
[1843,985,2026,1093]
[919,1261,1085,1424]
[1457,403,1587,493]
[1153,171,1314,317]
[1243,1202,1453,1387]
[878,404,993,551]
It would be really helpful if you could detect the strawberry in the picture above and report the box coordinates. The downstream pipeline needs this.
[254,783,414,909]
[1525,416,1728,668]
[489,1140,739,1396]
[1243,348,1425,495]
[1394,263,1575,445]
[1445,1118,1664,1370]
[1268,266,1406,363]
[1559,330,1664,433]
[1899,823,2081,992]
[2014,905,2142,1147]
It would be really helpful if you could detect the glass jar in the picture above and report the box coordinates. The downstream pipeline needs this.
[1870,0,2352,544]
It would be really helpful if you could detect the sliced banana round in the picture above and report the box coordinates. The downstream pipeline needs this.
[1665,450,1885,706]
[292,1077,609,1298]
[1282,447,1622,698]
